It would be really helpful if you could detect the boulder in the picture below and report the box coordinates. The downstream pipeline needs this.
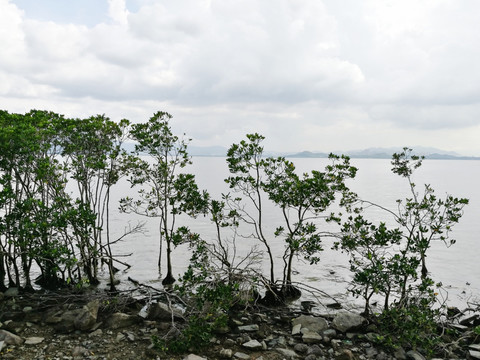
[184,354,207,360]
[220,348,234,358]
[238,324,259,332]
[406,350,426,360]
[147,301,184,321]
[302,331,323,344]
[105,312,141,329]
[25,336,44,345]
[0,329,24,345]
[291,315,328,333]
[4,287,19,297]
[54,308,83,333]
[276,348,300,359]
[331,311,365,332]
[233,352,250,359]
[242,339,263,350]
[74,299,100,331]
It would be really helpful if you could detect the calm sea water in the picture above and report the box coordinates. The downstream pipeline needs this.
[108,157,480,310]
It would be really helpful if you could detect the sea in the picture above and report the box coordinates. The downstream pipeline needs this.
[106,157,480,311]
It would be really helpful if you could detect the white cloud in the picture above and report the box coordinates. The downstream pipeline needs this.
[108,0,129,25]
[1,0,480,155]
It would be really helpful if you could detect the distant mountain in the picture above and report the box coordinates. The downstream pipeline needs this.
[123,142,480,160]
[287,147,480,160]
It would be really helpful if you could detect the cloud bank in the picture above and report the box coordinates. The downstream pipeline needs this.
[1,0,480,155]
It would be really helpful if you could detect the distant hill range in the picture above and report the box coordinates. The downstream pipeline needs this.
[287,147,480,160]
[127,143,480,160]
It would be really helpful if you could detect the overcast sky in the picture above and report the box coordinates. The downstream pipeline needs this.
[2,0,480,155]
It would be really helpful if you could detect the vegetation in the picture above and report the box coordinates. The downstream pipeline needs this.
[337,147,468,354]
[0,110,472,358]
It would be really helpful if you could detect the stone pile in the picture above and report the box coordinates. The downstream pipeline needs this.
[1,287,480,359]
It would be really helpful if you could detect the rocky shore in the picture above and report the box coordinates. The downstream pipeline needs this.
[1,287,479,360]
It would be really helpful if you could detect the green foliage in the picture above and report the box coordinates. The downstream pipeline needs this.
[120,111,208,285]
[0,109,132,290]
[226,134,357,294]
[376,290,441,357]
[153,314,225,354]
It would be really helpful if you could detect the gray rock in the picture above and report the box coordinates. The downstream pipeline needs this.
[220,348,234,358]
[302,331,323,344]
[304,355,317,360]
[242,339,263,350]
[331,311,365,332]
[291,323,302,335]
[74,299,100,331]
[90,328,103,337]
[184,355,208,360]
[293,343,309,354]
[105,312,140,329]
[394,347,407,360]
[406,350,426,360]
[234,352,250,359]
[25,336,44,345]
[147,302,184,321]
[238,324,259,332]
[365,346,378,358]
[336,349,354,360]
[54,308,83,333]
[292,315,329,333]
[4,287,19,297]
[72,345,89,357]
[0,329,24,345]
[276,348,300,359]
[307,344,324,356]
[323,329,337,338]
[471,344,480,351]
[469,350,480,360]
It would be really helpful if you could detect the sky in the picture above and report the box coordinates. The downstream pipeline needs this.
[2,0,480,155]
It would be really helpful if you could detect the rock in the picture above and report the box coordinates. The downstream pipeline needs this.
[292,315,329,333]
[89,328,103,337]
[304,355,317,360]
[234,352,250,359]
[293,343,309,354]
[0,340,4,352]
[0,329,24,345]
[147,302,184,321]
[54,308,83,333]
[365,346,378,357]
[323,328,337,338]
[406,350,426,360]
[74,299,100,331]
[220,348,234,358]
[184,355,208,360]
[394,347,407,360]
[336,349,354,360]
[469,350,480,360]
[25,336,44,345]
[242,339,263,350]
[291,323,302,335]
[302,331,323,344]
[105,312,140,329]
[276,348,300,359]
[332,311,365,332]
[238,324,259,332]
[471,344,480,351]
[4,287,19,297]
[72,345,89,357]
[307,344,324,356]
